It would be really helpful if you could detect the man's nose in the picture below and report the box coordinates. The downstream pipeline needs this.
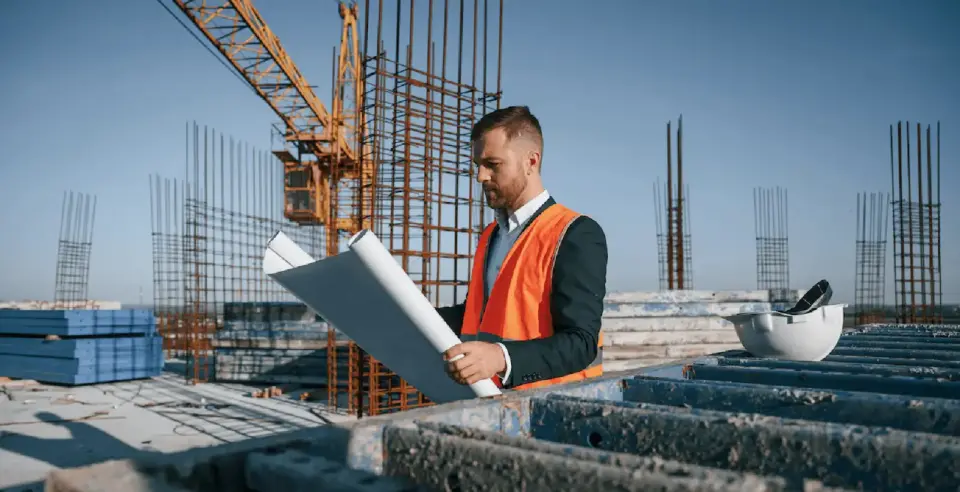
[476,166,490,184]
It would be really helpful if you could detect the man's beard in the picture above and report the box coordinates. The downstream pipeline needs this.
[484,177,525,210]
[484,188,504,209]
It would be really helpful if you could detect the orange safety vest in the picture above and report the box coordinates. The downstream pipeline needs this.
[461,203,604,391]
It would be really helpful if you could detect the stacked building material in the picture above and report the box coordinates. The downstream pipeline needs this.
[601,289,802,372]
[0,309,162,385]
[0,300,122,310]
[212,302,345,386]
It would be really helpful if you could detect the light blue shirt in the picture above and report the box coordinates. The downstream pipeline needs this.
[485,189,551,384]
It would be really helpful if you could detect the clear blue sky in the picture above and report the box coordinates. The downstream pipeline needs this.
[0,0,957,305]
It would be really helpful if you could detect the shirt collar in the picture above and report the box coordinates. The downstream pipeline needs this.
[495,189,551,233]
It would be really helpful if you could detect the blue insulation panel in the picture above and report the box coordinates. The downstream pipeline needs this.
[0,349,162,373]
[0,335,163,358]
[0,309,155,336]
[46,323,960,491]
[0,350,163,385]
[0,309,162,385]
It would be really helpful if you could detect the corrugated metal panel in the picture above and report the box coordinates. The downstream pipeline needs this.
[49,323,960,491]
[602,290,802,372]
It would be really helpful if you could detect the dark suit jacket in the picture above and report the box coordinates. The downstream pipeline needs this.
[436,197,608,388]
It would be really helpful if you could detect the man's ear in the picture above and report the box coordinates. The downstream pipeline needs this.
[526,149,541,175]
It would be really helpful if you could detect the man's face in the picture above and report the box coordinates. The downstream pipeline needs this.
[472,128,537,210]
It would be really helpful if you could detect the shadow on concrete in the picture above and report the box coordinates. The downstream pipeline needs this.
[1,406,368,491]
[0,411,157,470]
[0,371,359,492]
[40,423,363,491]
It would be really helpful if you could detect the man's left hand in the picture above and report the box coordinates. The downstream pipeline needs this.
[443,341,506,385]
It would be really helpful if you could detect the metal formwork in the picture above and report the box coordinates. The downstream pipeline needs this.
[48,324,960,491]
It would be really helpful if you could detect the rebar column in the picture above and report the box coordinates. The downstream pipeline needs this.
[854,191,889,325]
[889,121,942,324]
[53,191,97,308]
[654,116,693,291]
[753,186,790,302]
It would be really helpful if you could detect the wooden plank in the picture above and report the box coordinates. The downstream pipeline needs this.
[0,378,40,389]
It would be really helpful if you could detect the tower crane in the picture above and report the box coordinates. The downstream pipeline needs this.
[170,0,373,256]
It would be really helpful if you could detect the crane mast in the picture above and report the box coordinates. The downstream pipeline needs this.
[171,0,371,249]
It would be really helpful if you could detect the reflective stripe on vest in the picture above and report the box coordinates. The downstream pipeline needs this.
[461,203,604,391]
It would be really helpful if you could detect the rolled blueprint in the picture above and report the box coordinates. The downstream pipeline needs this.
[263,230,501,403]
[263,230,317,270]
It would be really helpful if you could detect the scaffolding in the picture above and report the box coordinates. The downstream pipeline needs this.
[854,192,889,325]
[149,122,328,381]
[53,191,97,307]
[753,186,790,301]
[322,0,504,417]
[149,175,186,355]
[162,0,504,417]
[889,121,942,324]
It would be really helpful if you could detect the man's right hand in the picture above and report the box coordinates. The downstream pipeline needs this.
[443,341,506,385]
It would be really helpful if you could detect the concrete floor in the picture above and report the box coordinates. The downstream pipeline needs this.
[0,367,355,491]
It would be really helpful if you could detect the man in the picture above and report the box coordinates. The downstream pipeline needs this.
[437,105,608,391]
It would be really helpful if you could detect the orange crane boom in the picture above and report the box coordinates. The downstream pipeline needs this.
[171,0,368,231]
[172,0,353,162]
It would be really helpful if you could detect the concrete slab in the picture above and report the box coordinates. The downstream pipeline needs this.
[0,368,354,491]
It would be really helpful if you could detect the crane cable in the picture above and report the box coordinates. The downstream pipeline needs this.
[153,0,259,95]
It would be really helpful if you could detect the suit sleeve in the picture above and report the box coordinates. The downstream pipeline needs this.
[436,300,467,337]
[499,216,607,387]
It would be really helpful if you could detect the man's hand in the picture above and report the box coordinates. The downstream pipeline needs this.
[443,341,506,385]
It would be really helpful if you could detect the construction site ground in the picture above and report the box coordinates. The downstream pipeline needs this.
[0,361,355,492]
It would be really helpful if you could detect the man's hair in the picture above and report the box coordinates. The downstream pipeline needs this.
[470,105,543,152]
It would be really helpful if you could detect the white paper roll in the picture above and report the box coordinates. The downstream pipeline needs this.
[263,228,502,402]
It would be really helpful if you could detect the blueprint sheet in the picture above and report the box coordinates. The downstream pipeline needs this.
[262,229,501,403]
